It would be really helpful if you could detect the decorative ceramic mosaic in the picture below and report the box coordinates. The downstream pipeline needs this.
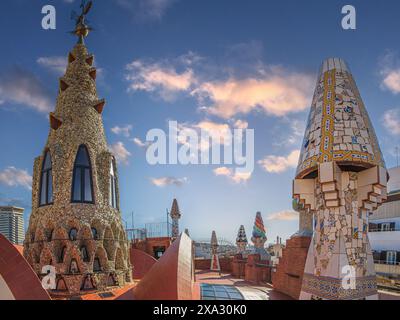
[24,43,132,296]
[251,212,270,261]
[312,173,370,277]
[296,58,385,179]
[294,59,388,300]
[236,225,248,253]
[302,273,377,300]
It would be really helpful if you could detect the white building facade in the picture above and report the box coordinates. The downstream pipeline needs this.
[369,167,400,284]
[0,206,25,245]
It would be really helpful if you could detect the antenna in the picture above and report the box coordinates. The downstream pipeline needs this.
[396,146,399,167]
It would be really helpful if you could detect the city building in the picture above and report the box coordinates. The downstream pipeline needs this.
[0,206,25,245]
[369,166,400,287]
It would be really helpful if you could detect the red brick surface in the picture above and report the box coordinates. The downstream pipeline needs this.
[132,237,172,258]
[244,254,272,284]
[119,234,194,300]
[231,254,247,278]
[272,236,311,300]
[130,247,157,280]
[0,234,50,300]
[195,257,233,272]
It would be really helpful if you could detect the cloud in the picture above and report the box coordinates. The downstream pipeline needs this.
[382,71,400,94]
[267,210,298,221]
[109,142,131,165]
[0,193,30,208]
[382,109,400,135]
[258,149,300,173]
[193,71,313,119]
[213,166,252,184]
[272,118,305,147]
[150,176,188,187]
[379,51,400,94]
[126,59,195,101]
[0,67,53,113]
[116,0,178,22]
[37,56,67,74]
[0,167,32,190]
[126,49,313,119]
[233,119,249,129]
[111,125,133,138]
[132,137,150,148]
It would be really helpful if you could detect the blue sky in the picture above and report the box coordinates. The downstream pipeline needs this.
[0,0,399,244]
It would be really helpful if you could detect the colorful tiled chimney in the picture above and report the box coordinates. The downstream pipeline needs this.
[236,225,248,254]
[23,1,131,297]
[251,212,270,261]
[294,58,388,300]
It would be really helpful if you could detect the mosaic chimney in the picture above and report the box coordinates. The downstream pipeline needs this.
[293,58,388,300]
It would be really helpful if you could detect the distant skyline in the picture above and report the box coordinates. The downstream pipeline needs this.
[0,0,399,244]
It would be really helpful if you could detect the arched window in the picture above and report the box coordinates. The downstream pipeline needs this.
[109,160,118,209]
[69,228,78,241]
[71,145,94,203]
[46,229,53,242]
[91,227,98,240]
[39,151,53,206]
[59,246,66,263]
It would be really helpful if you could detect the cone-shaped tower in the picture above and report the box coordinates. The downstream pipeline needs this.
[251,212,270,261]
[170,198,181,239]
[23,3,131,297]
[236,225,248,253]
[294,58,388,300]
[210,231,220,272]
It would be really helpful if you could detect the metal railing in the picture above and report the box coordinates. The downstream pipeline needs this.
[369,228,400,233]
[374,260,400,266]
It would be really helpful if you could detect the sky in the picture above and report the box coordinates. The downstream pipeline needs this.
[0,0,399,244]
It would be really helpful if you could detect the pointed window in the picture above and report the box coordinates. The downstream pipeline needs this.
[39,151,53,206]
[69,259,79,274]
[71,145,94,203]
[109,159,118,209]
[81,246,89,262]
[93,257,101,272]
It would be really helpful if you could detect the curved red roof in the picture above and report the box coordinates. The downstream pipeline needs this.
[119,233,194,300]
[0,234,50,300]
[130,248,157,280]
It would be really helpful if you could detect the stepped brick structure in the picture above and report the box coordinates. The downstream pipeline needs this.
[294,58,388,300]
[23,4,131,297]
